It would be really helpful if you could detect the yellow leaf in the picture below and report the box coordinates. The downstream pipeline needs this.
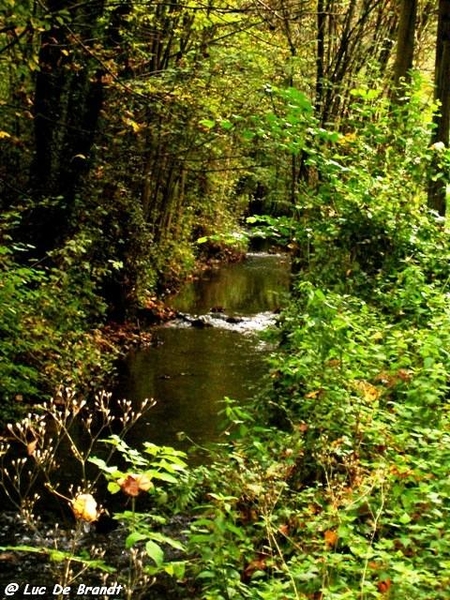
[71,493,98,522]
[353,380,379,402]
[305,389,323,399]
[27,439,38,456]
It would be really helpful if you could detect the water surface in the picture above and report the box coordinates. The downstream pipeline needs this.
[117,253,290,455]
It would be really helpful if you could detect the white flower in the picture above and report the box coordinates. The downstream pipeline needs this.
[430,141,446,152]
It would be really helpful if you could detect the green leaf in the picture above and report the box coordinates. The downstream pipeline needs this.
[150,471,178,483]
[148,531,185,551]
[164,561,186,579]
[199,119,216,129]
[399,512,412,524]
[423,356,435,369]
[220,119,233,130]
[107,481,121,494]
[145,540,164,567]
[125,531,148,549]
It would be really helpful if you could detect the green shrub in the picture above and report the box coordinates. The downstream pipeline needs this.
[0,243,111,420]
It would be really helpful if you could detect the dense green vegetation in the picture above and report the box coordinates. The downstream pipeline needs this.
[2,1,450,598]
[0,0,446,408]
[185,109,450,598]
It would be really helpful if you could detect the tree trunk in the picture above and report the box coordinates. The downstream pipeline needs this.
[315,0,326,114]
[26,2,106,253]
[393,0,417,83]
[428,0,450,216]
[391,0,417,102]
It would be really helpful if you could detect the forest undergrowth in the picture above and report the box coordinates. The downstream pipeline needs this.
[3,207,450,600]
[182,85,450,599]
[190,216,450,598]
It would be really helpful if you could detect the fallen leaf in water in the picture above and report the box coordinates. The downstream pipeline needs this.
[0,552,18,563]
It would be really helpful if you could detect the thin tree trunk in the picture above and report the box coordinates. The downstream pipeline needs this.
[27,2,106,252]
[316,0,326,114]
[428,0,450,216]
[391,0,417,102]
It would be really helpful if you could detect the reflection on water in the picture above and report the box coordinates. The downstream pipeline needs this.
[169,252,290,315]
[117,253,290,456]
[119,329,268,452]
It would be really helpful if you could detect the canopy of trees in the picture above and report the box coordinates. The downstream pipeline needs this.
[0,1,448,407]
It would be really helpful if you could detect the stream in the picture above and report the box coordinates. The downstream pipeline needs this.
[116,252,291,457]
